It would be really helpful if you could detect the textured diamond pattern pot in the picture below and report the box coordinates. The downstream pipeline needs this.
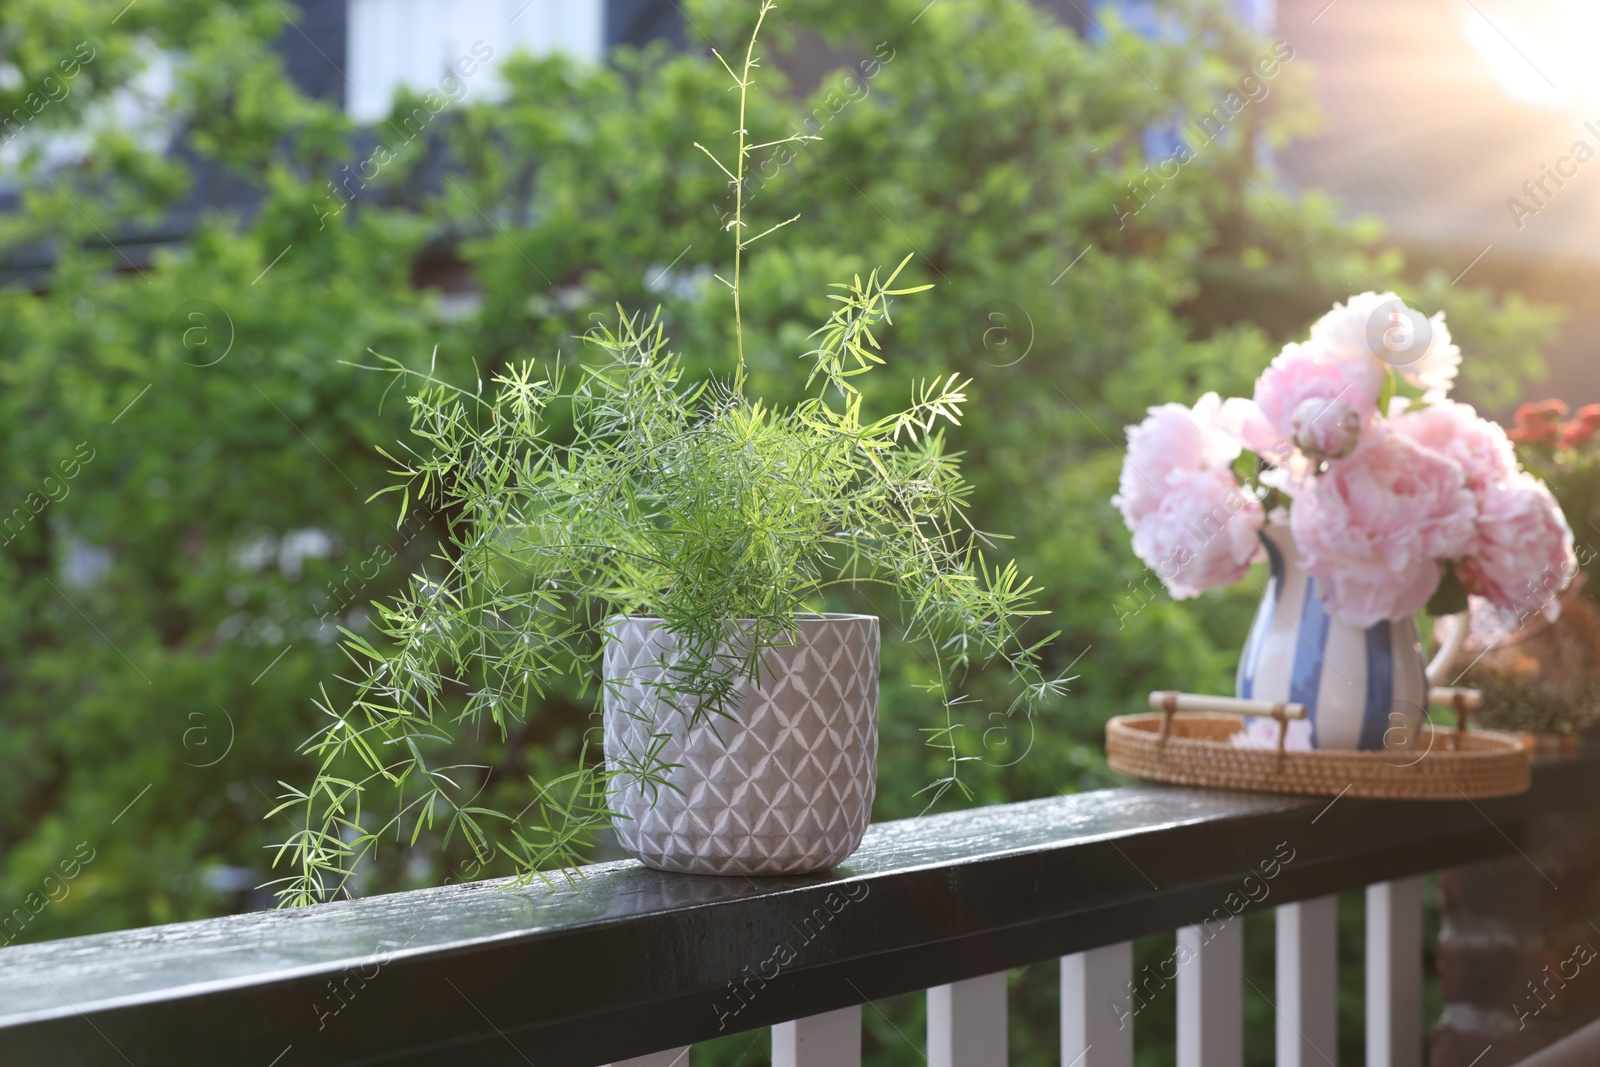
[602,614,879,876]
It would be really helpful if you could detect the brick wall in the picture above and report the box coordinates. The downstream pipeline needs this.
[1433,807,1600,1067]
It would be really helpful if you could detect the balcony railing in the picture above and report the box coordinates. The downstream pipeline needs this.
[1,748,1595,1066]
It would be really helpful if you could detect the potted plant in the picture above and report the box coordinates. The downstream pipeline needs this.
[1113,293,1576,751]
[270,5,1058,898]
[1426,400,1600,747]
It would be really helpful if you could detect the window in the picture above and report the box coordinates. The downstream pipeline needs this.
[345,0,603,122]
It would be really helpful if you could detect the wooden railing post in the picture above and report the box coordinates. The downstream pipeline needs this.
[1277,896,1338,1067]
[928,970,1007,1067]
[1177,918,1243,1067]
[773,1005,861,1067]
[1367,877,1423,1067]
[1062,942,1134,1067]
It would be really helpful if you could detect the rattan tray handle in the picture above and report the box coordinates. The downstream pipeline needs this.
[1146,687,1484,753]
[1147,692,1304,752]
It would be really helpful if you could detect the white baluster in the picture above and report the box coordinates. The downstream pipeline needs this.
[1062,942,1134,1067]
[1366,878,1422,1067]
[1277,896,1339,1067]
[607,1050,689,1067]
[928,970,1007,1067]
[1177,918,1243,1067]
[773,1004,861,1067]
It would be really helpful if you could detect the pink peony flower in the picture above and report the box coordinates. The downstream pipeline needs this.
[1129,467,1264,599]
[1290,430,1477,627]
[1309,291,1401,353]
[1290,396,1363,462]
[1458,472,1576,624]
[1114,392,1241,528]
[1391,400,1517,493]
[1217,396,1287,463]
[1310,291,1460,399]
[1254,340,1385,447]
[1406,312,1461,398]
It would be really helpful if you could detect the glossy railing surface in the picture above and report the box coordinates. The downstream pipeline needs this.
[1,749,1594,1066]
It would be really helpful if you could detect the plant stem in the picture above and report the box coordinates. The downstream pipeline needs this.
[711,3,813,392]
[732,1,774,395]
[732,3,777,391]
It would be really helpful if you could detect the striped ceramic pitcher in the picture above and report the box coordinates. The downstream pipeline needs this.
[1236,525,1427,751]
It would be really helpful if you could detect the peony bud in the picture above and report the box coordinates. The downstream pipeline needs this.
[1289,397,1362,463]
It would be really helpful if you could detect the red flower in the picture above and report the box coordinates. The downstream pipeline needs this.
[1509,400,1569,448]
[1558,403,1600,449]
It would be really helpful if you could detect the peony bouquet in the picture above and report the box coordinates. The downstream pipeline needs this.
[1114,293,1577,632]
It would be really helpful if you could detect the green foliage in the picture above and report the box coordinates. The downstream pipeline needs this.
[0,0,437,941]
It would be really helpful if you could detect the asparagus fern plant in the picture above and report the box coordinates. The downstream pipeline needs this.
[270,2,1063,905]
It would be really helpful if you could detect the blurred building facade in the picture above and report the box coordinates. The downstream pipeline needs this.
[0,0,682,285]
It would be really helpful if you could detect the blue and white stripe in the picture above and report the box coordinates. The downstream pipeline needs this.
[1237,527,1428,751]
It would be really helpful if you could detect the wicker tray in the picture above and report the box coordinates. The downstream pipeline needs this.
[1106,711,1531,799]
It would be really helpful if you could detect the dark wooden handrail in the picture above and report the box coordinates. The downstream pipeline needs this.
[2,749,1595,1066]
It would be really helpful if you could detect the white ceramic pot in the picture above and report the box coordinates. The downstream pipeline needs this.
[1236,525,1427,751]
[602,614,879,876]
